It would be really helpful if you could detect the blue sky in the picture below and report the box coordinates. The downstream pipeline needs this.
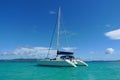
[0,0,120,60]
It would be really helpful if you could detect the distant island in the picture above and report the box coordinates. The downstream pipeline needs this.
[0,58,120,62]
[0,58,39,62]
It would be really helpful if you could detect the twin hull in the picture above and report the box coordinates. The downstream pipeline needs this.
[38,60,74,67]
[38,60,87,67]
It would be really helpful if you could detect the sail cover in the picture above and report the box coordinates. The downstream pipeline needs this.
[57,51,74,55]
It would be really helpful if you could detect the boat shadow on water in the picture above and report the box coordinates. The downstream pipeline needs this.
[35,64,76,68]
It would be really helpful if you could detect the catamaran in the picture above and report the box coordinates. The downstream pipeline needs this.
[37,7,88,67]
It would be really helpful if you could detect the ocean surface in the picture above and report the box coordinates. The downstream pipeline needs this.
[0,61,120,80]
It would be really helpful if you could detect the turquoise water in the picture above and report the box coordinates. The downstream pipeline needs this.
[0,61,120,80]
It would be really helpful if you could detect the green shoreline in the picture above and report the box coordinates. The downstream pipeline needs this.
[0,59,120,62]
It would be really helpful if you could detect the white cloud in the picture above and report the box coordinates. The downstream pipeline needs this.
[1,47,57,59]
[62,47,76,52]
[49,11,56,14]
[61,30,77,36]
[105,29,120,40]
[105,24,111,27]
[0,52,10,56]
[90,51,95,54]
[105,48,115,54]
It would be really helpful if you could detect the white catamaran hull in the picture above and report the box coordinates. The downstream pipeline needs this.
[38,59,88,67]
[76,60,88,66]
[38,60,77,67]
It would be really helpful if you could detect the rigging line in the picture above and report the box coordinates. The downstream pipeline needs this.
[59,7,69,49]
[60,14,69,49]
[46,19,57,58]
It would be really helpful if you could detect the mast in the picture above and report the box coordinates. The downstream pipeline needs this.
[46,7,61,58]
[57,7,61,51]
